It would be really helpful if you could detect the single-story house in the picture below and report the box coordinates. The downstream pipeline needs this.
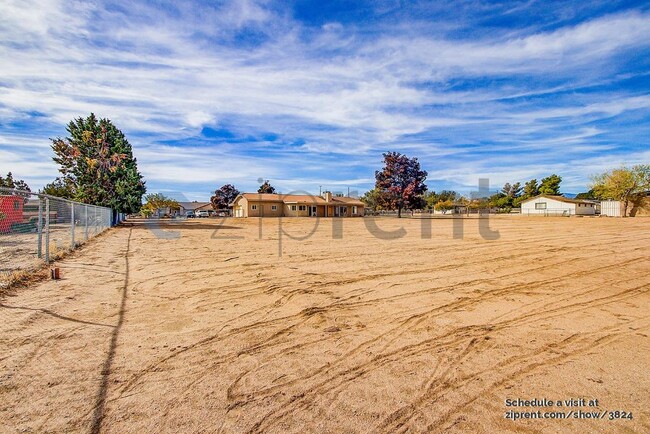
[521,195,596,216]
[231,192,364,218]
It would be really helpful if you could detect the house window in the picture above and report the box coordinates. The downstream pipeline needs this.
[291,205,297,211]
[535,203,547,210]
[352,206,357,214]
[298,205,306,211]
[271,205,277,211]
[251,204,257,210]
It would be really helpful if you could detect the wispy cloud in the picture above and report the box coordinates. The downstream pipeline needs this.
[0,0,648,198]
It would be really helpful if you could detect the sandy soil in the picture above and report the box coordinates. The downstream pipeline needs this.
[1,216,648,433]
[1,224,102,280]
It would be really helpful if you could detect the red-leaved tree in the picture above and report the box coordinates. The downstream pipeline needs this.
[375,152,428,218]
[211,184,240,210]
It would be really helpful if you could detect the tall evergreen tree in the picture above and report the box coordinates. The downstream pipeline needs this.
[501,182,522,198]
[51,113,146,215]
[523,179,539,198]
[539,174,562,195]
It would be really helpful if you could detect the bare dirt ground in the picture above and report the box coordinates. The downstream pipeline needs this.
[1,216,648,433]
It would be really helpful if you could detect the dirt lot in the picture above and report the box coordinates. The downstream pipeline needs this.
[1,216,648,433]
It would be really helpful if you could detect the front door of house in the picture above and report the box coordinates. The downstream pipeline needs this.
[309,206,317,217]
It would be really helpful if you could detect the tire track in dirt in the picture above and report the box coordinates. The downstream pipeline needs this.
[113,304,334,397]
[377,306,650,432]
[227,234,644,336]
[432,323,650,433]
[241,281,648,433]
[375,256,649,353]
[92,222,648,432]
[112,249,647,408]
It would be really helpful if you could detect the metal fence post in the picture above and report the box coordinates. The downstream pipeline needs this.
[85,204,89,241]
[45,197,50,265]
[70,202,75,249]
[37,197,43,258]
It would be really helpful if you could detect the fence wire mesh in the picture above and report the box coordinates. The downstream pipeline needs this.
[0,187,112,289]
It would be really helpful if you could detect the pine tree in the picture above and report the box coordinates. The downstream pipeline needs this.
[539,174,562,195]
[51,113,146,215]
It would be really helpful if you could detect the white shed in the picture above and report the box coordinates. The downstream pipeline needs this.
[521,195,596,216]
[600,200,622,217]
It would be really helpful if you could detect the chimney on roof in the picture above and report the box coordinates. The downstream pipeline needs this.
[324,191,332,202]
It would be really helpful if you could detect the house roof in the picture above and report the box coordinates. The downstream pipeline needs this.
[238,193,285,202]
[178,201,211,210]
[521,195,596,205]
[329,196,365,206]
[231,193,364,206]
[282,195,329,204]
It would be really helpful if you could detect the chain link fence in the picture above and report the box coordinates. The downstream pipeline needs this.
[0,187,113,289]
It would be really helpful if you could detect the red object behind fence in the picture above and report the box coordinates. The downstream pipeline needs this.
[0,195,24,233]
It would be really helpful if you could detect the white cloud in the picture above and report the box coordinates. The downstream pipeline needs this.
[0,2,648,195]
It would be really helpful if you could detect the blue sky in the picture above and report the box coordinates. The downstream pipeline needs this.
[1,0,649,200]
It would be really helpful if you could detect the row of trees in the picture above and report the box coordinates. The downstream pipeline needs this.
[361,152,649,217]
[487,166,650,215]
[359,153,570,217]
[0,172,31,193]
[487,174,562,211]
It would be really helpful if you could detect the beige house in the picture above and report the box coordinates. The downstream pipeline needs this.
[231,192,364,217]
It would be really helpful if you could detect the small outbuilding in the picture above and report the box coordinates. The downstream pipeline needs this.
[599,200,622,217]
[0,194,24,233]
[520,195,596,216]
